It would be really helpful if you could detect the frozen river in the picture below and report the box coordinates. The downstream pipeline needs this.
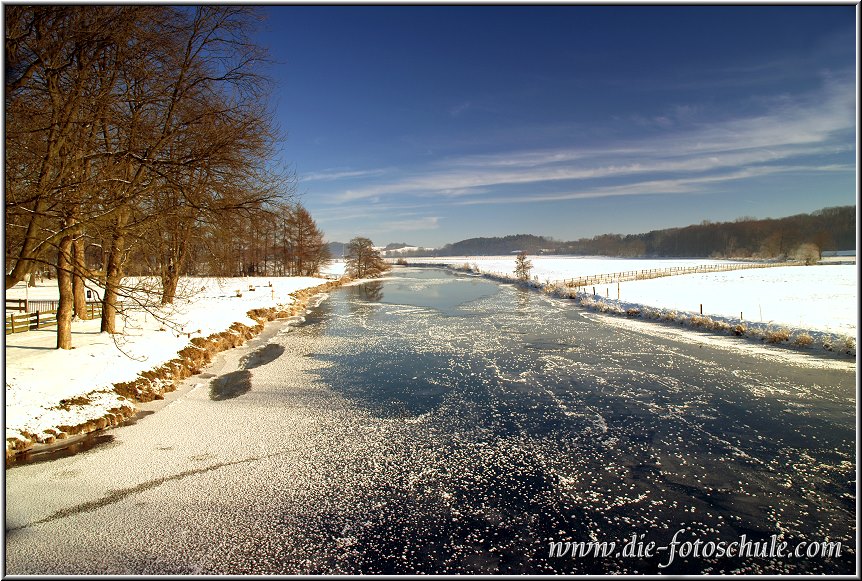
[5,267,855,574]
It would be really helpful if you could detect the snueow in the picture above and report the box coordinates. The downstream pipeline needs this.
[5,278,347,464]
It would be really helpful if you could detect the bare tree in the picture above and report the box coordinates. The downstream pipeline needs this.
[793,243,821,266]
[345,237,389,279]
[4,7,144,289]
[6,6,290,347]
[6,7,150,343]
[281,204,331,276]
[514,251,533,281]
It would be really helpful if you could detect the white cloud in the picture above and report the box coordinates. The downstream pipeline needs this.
[450,162,854,207]
[333,76,854,206]
[302,168,388,182]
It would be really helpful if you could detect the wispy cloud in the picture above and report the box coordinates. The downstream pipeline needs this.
[449,101,472,117]
[450,166,802,206]
[302,168,388,182]
[332,76,854,205]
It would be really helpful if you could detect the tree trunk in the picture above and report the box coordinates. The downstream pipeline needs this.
[56,232,75,349]
[101,210,128,334]
[161,264,180,305]
[5,198,48,289]
[72,229,90,320]
[160,234,188,305]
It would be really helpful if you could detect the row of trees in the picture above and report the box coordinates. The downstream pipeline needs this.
[561,206,855,259]
[123,202,332,280]
[388,206,854,259]
[432,234,553,257]
[5,6,330,349]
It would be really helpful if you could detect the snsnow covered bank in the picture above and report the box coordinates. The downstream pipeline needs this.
[5,276,347,462]
[419,261,857,359]
[572,265,856,337]
[407,255,748,282]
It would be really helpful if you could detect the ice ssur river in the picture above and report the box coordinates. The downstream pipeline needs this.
[5,267,856,574]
